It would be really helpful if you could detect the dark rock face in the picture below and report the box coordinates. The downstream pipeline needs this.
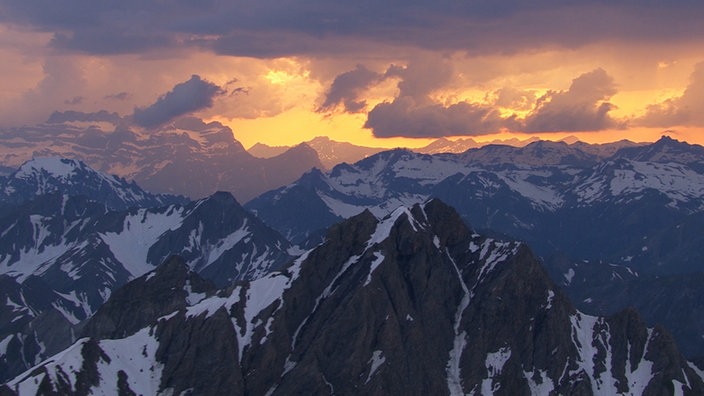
[82,256,216,340]
[5,199,703,395]
[0,188,291,382]
[146,191,292,286]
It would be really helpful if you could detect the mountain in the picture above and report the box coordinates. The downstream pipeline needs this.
[4,200,702,395]
[545,253,704,359]
[246,136,704,359]
[415,137,480,154]
[247,142,290,158]
[249,136,384,170]
[0,157,187,212]
[248,136,704,257]
[0,187,292,382]
[569,139,643,157]
[0,115,322,201]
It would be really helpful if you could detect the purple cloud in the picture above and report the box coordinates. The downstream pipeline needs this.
[132,75,224,128]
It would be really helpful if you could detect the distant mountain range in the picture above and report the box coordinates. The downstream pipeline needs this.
[248,135,574,169]
[4,200,702,395]
[0,114,322,201]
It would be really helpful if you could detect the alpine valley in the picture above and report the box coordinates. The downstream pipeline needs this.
[1,121,704,394]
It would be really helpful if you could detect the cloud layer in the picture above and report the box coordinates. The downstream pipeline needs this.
[360,66,623,138]
[1,0,703,144]
[3,1,704,57]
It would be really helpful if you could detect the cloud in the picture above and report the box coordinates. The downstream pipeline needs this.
[362,58,514,137]
[364,67,627,138]
[132,75,224,128]
[317,64,396,113]
[365,97,510,138]
[520,68,623,132]
[491,87,537,111]
[104,92,131,101]
[4,2,704,57]
[63,96,84,105]
[637,62,704,127]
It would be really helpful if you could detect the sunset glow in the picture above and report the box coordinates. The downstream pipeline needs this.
[1,2,704,148]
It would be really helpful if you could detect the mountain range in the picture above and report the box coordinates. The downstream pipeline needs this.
[248,135,560,169]
[0,113,322,201]
[246,135,704,358]
[0,158,293,382]
[4,200,702,395]
[1,128,704,393]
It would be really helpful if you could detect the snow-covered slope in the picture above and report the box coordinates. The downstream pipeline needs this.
[5,200,702,395]
[0,157,186,210]
[248,136,704,255]
[0,190,292,382]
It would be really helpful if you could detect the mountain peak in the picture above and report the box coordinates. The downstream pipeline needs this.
[2,157,185,210]
[614,134,704,164]
[15,157,84,180]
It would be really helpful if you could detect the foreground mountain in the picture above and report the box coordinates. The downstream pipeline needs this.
[0,114,322,201]
[4,200,703,395]
[0,157,187,213]
[0,187,292,382]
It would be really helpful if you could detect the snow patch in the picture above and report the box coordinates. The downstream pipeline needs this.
[564,268,575,285]
[99,207,185,278]
[481,347,511,394]
[363,252,385,286]
[365,350,386,384]
[545,290,555,310]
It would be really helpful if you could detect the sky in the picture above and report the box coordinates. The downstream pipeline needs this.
[1,1,704,149]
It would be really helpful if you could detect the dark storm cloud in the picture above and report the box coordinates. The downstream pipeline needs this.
[520,69,623,132]
[317,65,393,113]
[3,1,704,56]
[132,75,224,128]
[365,97,511,138]
[638,62,704,127]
